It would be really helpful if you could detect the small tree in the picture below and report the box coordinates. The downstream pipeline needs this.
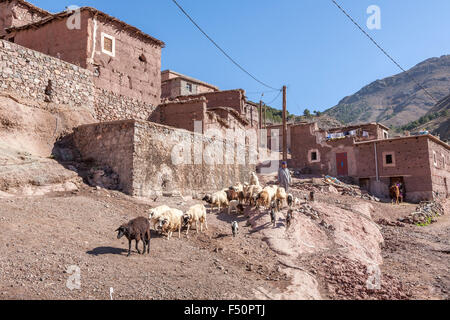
[304,109,311,117]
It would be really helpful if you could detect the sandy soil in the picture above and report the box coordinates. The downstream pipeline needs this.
[0,175,448,300]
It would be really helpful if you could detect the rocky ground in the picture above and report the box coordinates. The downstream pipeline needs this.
[0,174,448,300]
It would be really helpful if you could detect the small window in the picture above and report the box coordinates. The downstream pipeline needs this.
[139,54,147,63]
[186,83,193,92]
[309,149,320,163]
[386,154,393,164]
[383,130,389,139]
[383,152,395,167]
[101,33,115,57]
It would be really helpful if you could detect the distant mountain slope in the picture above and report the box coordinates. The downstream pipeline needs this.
[402,94,450,142]
[324,55,450,127]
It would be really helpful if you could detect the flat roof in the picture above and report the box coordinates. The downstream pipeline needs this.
[6,6,165,47]
[1,0,52,16]
[161,70,219,91]
[355,134,450,150]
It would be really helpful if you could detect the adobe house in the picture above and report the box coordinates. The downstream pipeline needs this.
[355,135,449,202]
[290,121,450,202]
[161,70,219,99]
[5,6,165,119]
[172,89,261,131]
[0,0,50,37]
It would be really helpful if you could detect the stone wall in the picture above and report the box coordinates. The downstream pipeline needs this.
[0,39,94,109]
[72,120,135,194]
[132,121,256,197]
[72,120,257,197]
[94,87,156,122]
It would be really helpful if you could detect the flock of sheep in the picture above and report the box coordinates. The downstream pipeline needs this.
[116,172,301,257]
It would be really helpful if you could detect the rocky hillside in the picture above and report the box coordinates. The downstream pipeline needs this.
[401,94,450,141]
[325,55,450,127]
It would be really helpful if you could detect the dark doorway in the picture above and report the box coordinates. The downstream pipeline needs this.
[336,152,348,176]
[359,178,370,192]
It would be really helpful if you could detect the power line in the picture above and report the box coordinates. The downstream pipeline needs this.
[265,89,283,106]
[331,0,438,104]
[171,0,280,91]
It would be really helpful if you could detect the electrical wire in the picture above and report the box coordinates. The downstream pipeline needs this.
[331,0,438,104]
[171,0,281,91]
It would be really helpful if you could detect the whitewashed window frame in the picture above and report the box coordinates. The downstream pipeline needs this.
[101,32,116,57]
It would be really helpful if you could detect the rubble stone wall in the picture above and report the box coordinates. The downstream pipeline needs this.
[133,120,256,197]
[0,39,95,109]
[73,120,135,194]
[73,120,256,197]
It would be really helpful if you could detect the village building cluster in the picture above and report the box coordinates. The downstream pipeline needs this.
[0,0,448,201]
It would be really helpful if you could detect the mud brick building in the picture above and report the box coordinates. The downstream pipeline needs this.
[3,6,164,122]
[0,0,50,37]
[290,122,450,202]
[161,70,219,99]
[0,1,259,195]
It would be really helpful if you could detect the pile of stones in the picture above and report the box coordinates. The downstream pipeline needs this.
[399,201,445,225]
[299,203,320,220]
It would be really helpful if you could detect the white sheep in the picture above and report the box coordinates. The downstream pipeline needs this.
[157,208,183,240]
[203,190,229,213]
[148,205,171,230]
[228,200,244,215]
[183,204,208,236]
[250,172,260,186]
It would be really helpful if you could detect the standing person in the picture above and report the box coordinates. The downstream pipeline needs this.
[278,161,292,193]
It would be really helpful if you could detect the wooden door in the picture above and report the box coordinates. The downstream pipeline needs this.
[336,152,348,176]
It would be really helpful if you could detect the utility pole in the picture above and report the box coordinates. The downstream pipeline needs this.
[263,103,267,129]
[259,100,262,130]
[282,85,287,162]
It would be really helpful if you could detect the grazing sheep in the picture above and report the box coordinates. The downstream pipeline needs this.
[287,194,294,208]
[257,190,271,209]
[250,172,260,186]
[157,209,183,240]
[247,185,263,204]
[275,187,287,208]
[225,188,239,202]
[237,191,245,204]
[228,200,245,215]
[203,190,229,213]
[116,217,150,257]
[232,183,244,193]
[309,191,315,202]
[183,204,208,236]
[270,208,276,227]
[148,205,171,230]
[294,197,302,207]
[286,210,294,231]
[231,221,239,238]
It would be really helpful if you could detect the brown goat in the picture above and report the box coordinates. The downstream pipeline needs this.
[390,185,401,205]
[116,217,150,257]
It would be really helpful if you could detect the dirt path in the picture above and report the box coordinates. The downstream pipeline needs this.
[0,186,287,300]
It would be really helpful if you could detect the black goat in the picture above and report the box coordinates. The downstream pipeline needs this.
[116,217,150,257]
[270,208,276,227]
[287,194,294,207]
[286,210,293,231]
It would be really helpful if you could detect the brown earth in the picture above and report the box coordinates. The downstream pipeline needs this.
[0,173,448,300]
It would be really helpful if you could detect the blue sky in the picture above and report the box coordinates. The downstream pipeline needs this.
[31,0,450,115]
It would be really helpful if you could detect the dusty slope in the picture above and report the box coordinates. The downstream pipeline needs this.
[2,174,445,300]
[0,93,95,196]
